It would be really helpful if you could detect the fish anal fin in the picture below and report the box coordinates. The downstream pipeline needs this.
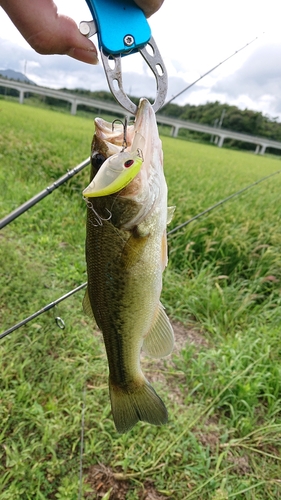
[143,303,174,359]
[82,288,95,320]
[109,378,168,433]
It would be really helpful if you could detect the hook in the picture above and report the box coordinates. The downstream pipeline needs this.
[84,197,112,226]
[112,117,128,151]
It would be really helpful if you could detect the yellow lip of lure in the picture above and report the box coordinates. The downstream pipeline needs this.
[83,132,145,197]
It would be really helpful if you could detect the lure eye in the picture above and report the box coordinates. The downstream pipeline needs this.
[124,159,134,168]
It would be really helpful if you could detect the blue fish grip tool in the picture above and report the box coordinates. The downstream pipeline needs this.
[80,0,168,115]
[84,0,151,55]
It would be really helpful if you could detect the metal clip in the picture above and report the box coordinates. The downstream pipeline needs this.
[55,316,65,329]
[79,0,167,115]
[100,36,167,115]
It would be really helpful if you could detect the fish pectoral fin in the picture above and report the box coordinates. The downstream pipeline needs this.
[109,378,168,434]
[167,206,176,225]
[120,231,150,269]
[82,288,96,320]
[142,302,174,358]
[161,231,168,270]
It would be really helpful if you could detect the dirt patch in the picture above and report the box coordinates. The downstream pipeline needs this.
[195,416,222,452]
[85,464,130,499]
[84,466,168,500]
[227,453,251,475]
[138,481,168,499]
[171,321,208,353]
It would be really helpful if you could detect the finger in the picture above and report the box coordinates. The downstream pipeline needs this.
[133,0,164,17]
[0,0,98,64]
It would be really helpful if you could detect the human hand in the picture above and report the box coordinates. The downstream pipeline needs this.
[0,0,164,65]
[134,0,164,18]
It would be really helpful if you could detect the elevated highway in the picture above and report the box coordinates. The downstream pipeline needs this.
[157,115,281,155]
[1,77,281,155]
[0,77,124,116]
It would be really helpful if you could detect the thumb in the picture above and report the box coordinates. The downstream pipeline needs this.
[1,0,99,64]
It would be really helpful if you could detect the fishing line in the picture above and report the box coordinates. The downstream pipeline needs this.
[0,157,91,230]
[78,386,87,500]
[1,168,281,340]
[162,34,263,108]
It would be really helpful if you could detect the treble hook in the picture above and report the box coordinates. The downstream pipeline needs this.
[112,117,128,152]
[83,197,112,227]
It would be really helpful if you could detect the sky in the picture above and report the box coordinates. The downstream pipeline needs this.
[0,0,281,119]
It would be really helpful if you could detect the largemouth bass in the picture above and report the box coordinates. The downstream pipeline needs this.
[83,98,174,433]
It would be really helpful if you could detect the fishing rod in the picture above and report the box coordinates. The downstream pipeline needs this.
[1,167,281,340]
[162,34,262,108]
[0,157,90,230]
[0,282,87,340]
[168,168,281,235]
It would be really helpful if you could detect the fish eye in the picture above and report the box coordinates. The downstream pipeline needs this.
[124,159,134,168]
[91,152,106,170]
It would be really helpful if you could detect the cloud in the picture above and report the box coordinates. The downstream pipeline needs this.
[211,43,281,118]
[0,37,107,91]
[0,37,191,106]
[1,37,281,120]
[0,38,30,72]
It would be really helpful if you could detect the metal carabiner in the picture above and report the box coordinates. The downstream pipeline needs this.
[80,0,167,114]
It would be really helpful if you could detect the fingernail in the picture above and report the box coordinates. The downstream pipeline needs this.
[68,47,99,65]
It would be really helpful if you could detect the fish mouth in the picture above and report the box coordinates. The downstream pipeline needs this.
[83,99,161,199]
[134,98,159,145]
[94,98,157,153]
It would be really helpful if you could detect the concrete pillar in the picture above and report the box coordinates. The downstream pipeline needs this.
[171,125,179,137]
[70,100,77,115]
[260,144,267,155]
[19,89,24,104]
[217,135,225,148]
[255,144,260,154]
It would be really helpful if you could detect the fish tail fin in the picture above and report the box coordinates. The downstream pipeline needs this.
[109,378,168,434]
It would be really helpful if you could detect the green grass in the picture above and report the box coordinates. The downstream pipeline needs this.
[0,94,128,123]
[1,100,281,499]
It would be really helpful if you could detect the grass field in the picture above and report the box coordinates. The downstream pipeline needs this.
[1,99,281,499]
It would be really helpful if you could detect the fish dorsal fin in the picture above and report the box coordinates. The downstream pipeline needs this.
[142,303,174,358]
[82,288,95,319]
[167,206,176,225]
